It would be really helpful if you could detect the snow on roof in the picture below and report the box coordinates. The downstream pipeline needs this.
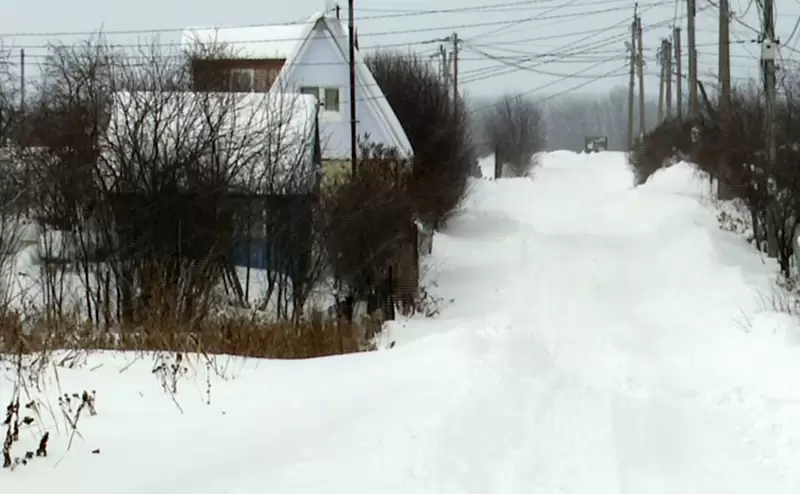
[181,12,346,60]
[182,24,306,60]
[182,11,413,158]
[102,91,318,194]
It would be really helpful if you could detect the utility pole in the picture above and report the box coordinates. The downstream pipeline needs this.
[452,32,460,118]
[665,39,673,119]
[20,49,25,119]
[762,0,778,256]
[674,26,683,120]
[627,9,637,149]
[717,0,733,199]
[637,15,646,138]
[718,0,731,126]
[762,0,777,166]
[658,39,666,122]
[348,0,357,176]
[440,44,450,87]
[687,0,699,118]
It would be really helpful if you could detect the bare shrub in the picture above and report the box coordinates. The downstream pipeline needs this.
[628,118,695,185]
[366,50,477,226]
[0,46,16,147]
[319,142,413,319]
[482,93,546,177]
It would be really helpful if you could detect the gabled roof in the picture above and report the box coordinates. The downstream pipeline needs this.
[182,12,413,159]
[275,12,413,158]
[181,14,350,61]
[182,24,307,60]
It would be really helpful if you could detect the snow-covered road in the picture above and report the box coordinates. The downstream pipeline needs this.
[6,151,800,493]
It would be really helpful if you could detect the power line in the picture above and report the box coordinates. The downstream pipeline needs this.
[0,1,654,41]
[462,8,688,86]
[467,0,587,42]
[471,53,629,113]
[356,0,629,13]
[462,43,627,78]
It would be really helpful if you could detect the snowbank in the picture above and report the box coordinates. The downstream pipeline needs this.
[4,150,800,493]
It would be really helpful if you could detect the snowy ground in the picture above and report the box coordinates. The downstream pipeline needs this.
[4,151,800,493]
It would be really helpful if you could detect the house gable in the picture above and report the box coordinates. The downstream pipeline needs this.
[273,13,413,159]
[181,12,413,160]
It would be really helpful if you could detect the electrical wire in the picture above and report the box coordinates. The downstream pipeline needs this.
[0,1,657,40]
[462,43,626,79]
[463,6,693,86]
[467,0,586,42]
[356,0,622,13]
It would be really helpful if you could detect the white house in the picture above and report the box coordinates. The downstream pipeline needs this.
[182,11,413,163]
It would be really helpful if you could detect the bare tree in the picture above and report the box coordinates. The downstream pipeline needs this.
[483,93,545,176]
[21,36,320,331]
[366,50,477,227]
[0,46,15,147]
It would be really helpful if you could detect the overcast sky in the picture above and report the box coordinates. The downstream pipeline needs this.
[3,0,800,100]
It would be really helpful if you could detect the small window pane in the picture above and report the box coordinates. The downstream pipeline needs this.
[300,86,319,98]
[323,87,340,111]
[254,69,269,92]
[231,69,254,92]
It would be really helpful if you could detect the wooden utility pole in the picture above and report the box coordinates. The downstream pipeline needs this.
[716,0,733,199]
[627,12,637,149]
[452,32,460,117]
[665,39,673,119]
[20,49,25,118]
[348,0,358,176]
[674,26,683,120]
[762,0,778,256]
[718,0,731,125]
[687,0,699,118]
[440,44,450,87]
[762,0,777,167]
[658,39,666,122]
[636,15,645,138]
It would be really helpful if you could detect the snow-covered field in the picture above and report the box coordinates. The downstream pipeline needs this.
[4,151,800,493]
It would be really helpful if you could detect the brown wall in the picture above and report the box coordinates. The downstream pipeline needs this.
[192,59,285,92]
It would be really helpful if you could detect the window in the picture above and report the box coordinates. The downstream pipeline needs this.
[323,87,340,112]
[300,86,319,99]
[230,68,254,92]
[254,69,270,92]
[298,86,342,112]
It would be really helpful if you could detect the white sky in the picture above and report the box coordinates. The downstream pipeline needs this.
[2,0,799,99]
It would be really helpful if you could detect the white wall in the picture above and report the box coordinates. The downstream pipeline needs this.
[285,27,394,160]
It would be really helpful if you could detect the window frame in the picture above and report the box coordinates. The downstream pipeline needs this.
[230,68,255,92]
[322,87,341,112]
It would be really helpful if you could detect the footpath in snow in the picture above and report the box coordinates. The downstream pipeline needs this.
[4,151,800,493]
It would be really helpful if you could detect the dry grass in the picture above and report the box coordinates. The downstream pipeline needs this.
[0,309,378,360]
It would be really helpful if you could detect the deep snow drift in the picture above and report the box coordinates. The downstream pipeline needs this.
[4,151,800,493]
